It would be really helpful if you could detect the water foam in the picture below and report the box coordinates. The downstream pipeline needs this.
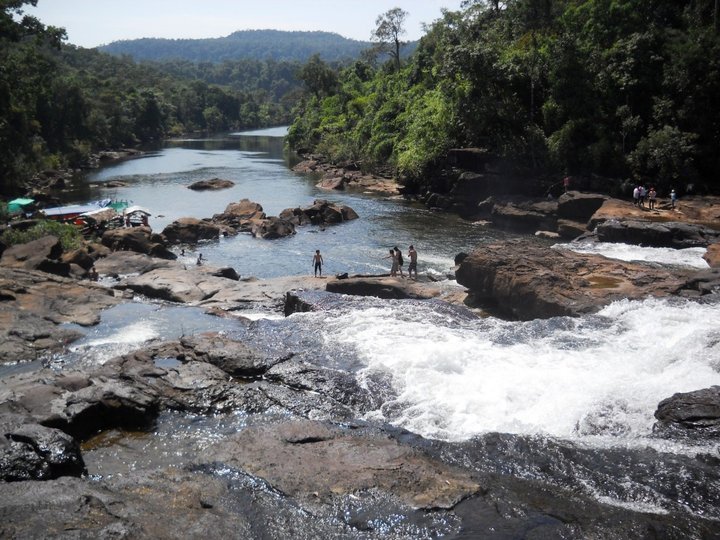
[554,242,709,269]
[320,297,720,445]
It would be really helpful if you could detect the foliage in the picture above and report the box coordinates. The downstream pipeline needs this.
[288,1,720,194]
[371,8,409,70]
[99,30,373,63]
[1,220,82,251]
[0,2,311,194]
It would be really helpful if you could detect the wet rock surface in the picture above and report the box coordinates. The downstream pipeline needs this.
[597,219,720,248]
[654,385,720,436]
[455,239,695,320]
[0,266,120,364]
[1,326,718,538]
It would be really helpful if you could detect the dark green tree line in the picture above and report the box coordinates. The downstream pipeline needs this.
[288,0,720,194]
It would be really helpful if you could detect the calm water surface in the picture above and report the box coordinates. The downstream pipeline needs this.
[81,128,512,278]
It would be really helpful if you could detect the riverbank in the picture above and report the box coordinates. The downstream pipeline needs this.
[2,151,720,537]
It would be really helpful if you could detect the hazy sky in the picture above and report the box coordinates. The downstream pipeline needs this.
[25,1,466,48]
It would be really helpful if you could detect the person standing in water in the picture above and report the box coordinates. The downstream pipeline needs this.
[407,245,418,279]
[313,249,324,277]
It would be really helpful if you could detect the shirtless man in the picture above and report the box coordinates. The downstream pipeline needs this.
[313,249,324,277]
[407,245,418,279]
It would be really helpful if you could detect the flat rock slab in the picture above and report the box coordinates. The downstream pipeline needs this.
[0,266,120,364]
[213,419,480,509]
[456,239,694,320]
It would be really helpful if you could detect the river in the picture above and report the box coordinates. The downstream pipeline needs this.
[37,128,720,529]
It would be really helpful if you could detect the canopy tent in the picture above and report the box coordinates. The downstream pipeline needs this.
[123,205,151,216]
[7,198,35,214]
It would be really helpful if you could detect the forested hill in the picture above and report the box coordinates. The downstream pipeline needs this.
[99,30,372,62]
[288,1,720,195]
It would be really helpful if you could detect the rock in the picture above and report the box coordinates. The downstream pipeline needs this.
[212,419,480,509]
[251,217,296,239]
[0,420,86,481]
[93,251,173,276]
[0,266,118,363]
[187,178,235,191]
[60,247,95,270]
[0,235,66,275]
[535,230,560,239]
[588,196,720,231]
[177,334,281,377]
[279,200,359,228]
[102,226,176,260]
[557,191,608,221]
[490,199,557,233]
[161,218,222,244]
[220,198,266,221]
[316,176,345,190]
[596,219,720,248]
[557,219,588,239]
[654,386,720,435]
[704,243,720,268]
[455,239,692,320]
[326,276,441,300]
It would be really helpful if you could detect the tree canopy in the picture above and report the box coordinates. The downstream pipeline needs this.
[288,0,720,195]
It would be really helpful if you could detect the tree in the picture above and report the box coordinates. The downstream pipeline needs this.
[371,7,408,70]
[297,54,337,99]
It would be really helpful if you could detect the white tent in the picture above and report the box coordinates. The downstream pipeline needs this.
[123,205,151,216]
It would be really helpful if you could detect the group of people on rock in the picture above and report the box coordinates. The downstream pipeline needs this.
[311,245,419,279]
[632,185,679,210]
[632,185,660,209]
[384,245,418,279]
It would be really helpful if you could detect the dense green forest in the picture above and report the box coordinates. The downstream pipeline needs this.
[99,30,374,63]
[0,1,314,196]
[288,0,720,194]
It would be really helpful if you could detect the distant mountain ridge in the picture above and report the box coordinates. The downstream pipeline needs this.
[98,29,373,63]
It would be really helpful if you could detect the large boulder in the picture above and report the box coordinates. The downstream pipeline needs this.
[279,200,359,227]
[596,219,720,248]
[0,235,69,276]
[654,386,720,436]
[557,191,608,221]
[102,226,176,260]
[161,218,222,244]
[187,178,235,191]
[251,217,296,239]
[490,199,558,233]
[0,420,86,481]
[455,239,693,320]
[221,198,265,220]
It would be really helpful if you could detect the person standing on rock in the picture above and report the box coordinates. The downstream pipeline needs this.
[313,249,324,277]
[632,185,640,206]
[394,246,405,278]
[648,187,657,210]
[384,249,398,277]
[196,253,203,266]
[407,245,418,279]
[670,189,677,209]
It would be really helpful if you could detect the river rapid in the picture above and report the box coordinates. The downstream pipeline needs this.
[47,129,720,532]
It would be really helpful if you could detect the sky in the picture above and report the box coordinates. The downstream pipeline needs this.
[24,0,466,48]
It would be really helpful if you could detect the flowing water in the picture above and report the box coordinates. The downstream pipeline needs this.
[18,128,720,524]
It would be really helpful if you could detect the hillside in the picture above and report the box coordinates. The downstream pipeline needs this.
[99,29,373,62]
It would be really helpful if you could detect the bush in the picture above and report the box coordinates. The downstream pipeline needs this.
[1,220,82,251]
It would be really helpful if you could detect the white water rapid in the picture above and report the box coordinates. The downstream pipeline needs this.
[316,296,720,449]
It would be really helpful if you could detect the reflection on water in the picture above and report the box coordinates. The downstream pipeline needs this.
[76,132,514,279]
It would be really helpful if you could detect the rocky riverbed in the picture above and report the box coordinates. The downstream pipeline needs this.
[1,190,720,538]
